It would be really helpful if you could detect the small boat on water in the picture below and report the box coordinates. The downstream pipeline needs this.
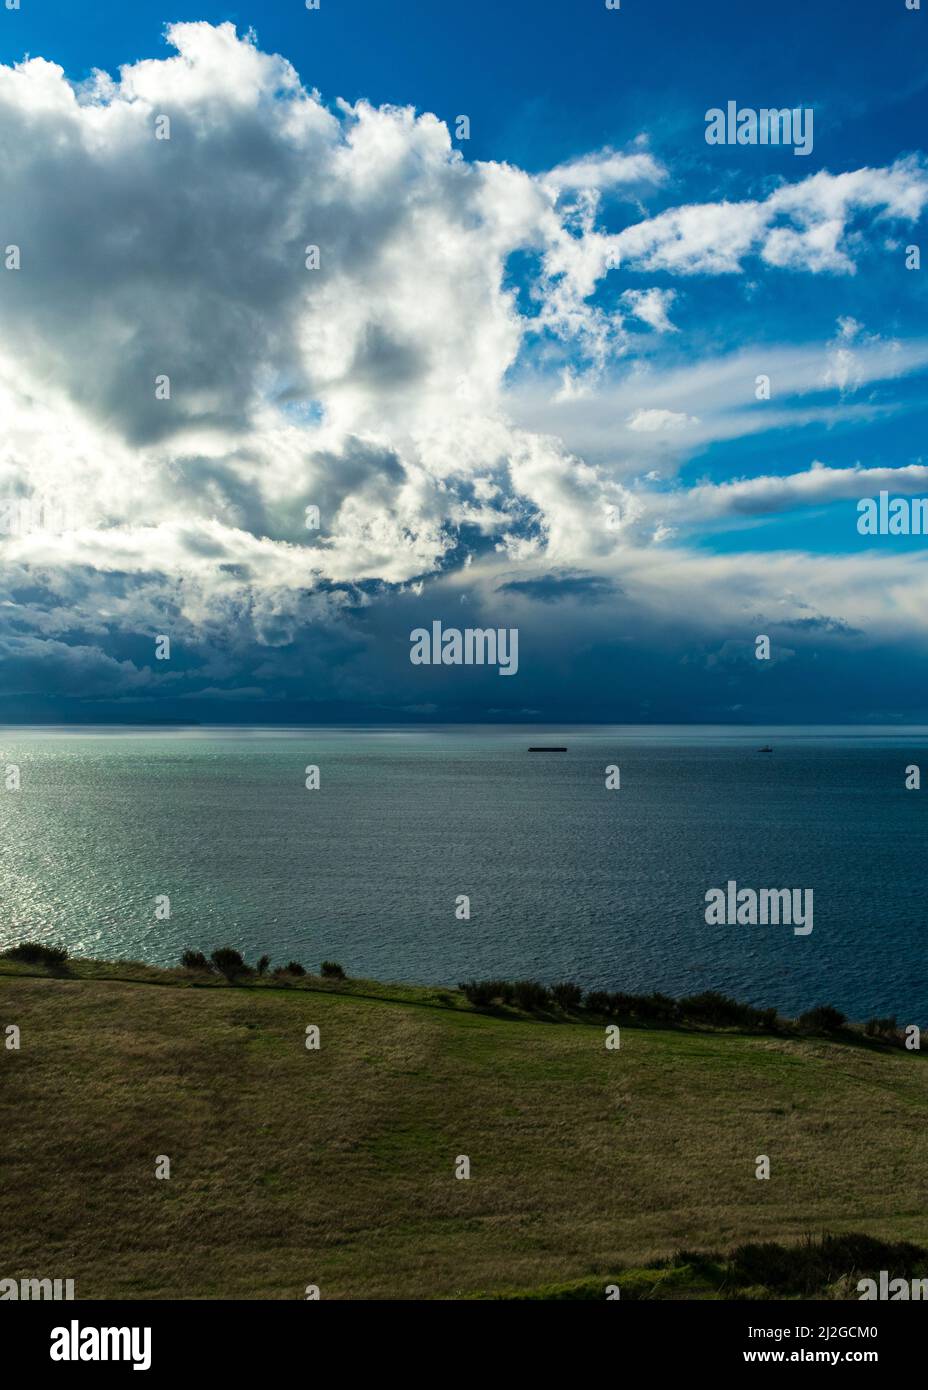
[757,745,774,753]
[528,746,567,753]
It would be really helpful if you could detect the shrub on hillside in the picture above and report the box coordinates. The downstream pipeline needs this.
[256,955,271,976]
[512,980,550,1011]
[731,1240,807,1292]
[209,946,249,981]
[1,942,69,967]
[459,980,499,1006]
[180,950,210,970]
[679,991,772,1028]
[551,982,583,1009]
[732,1231,928,1295]
[320,961,345,980]
[816,1232,926,1279]
[632,992,678,1023]
[864,1015,898,1040]
[798,1004,847,1033]
[583,988,778,1030]
[458,978,549,1009]
[285,961,306,976]
[606,992,640,1017]
[464,979,803,1036]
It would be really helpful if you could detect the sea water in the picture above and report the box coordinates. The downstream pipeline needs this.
[0,725,925,1022]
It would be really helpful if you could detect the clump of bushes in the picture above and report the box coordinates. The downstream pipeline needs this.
[626,992,678,1023]
[1,942,69,968]
[458,979,549,1010]
[514,1232,928,1300]
[180,949,210,971]
[456,979,859,1039]
[584,991,679,1023]
[457,983,776,1028]
[458,980,503,1006]
[513,980,550,1011]
[798,1004,847,1034]
[489,981,516,1005]
[731,1232,928,1296]
[179,949,346,982]
[209,947,249,981]
[729,1240,799,1292]
[180,947,251,979]
[864,1015,898,1040]
[551,982,583,1009]
[270,961,313,980]
[165,949,867,1050]
[679,991,778,1031]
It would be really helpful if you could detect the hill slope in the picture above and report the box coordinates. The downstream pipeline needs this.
[1,960,925,1299]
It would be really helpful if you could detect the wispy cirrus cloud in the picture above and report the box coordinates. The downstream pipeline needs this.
[612,158,928,275]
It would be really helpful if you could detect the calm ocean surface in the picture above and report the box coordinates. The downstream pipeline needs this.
[0,726,925,1022]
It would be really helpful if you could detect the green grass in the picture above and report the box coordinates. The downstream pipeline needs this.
[1,956,926,1300]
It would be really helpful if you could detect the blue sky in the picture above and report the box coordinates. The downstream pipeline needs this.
[4,2,924,160]
[0,1,926,722]
[6,0,924,176]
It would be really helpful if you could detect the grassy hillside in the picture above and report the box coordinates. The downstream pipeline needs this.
[1,957,926,1300]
